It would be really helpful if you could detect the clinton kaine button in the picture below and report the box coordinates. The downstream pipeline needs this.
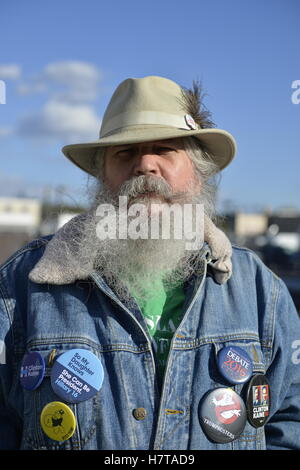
[218,346,253,384]
[51,349,104,403]
[199,388,247,443]
[20,351,45,390]
[246,374,271,428]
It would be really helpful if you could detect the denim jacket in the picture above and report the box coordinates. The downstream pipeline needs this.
[0,234,300,450]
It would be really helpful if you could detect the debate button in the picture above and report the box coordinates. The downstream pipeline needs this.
[246,374,271,428]
[20,351,45,390]
[50,348,104,403]
[199,387,247,443]
[40,401,76,442]
[217,346,253,384]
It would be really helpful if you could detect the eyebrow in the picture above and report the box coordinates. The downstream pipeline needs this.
[111,139,184,155]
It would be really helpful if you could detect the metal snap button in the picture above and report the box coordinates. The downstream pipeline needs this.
[133,407,147,420]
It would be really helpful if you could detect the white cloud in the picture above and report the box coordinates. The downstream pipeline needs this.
[0,127,14,137]
[2,61,103,142]
[16,82,48,96]
[43,61,101,103]
[0,64,21,80]
[16,61,102,103]
[43,61,100,86]
[17,99,100,142]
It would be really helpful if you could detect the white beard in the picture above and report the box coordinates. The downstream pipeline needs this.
[76,175,208,305]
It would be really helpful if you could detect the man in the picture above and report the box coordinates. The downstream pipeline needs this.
[261,386,269,407]
[0,76,299,450]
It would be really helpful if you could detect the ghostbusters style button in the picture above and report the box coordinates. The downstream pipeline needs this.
[217,346,253,384]
[20,351,45,390]
[199,387,247,443]
[40,401,76,442]
[246,374,271,428]
[51,348,104,403]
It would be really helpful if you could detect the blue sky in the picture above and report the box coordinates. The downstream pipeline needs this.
[0,0,299,212]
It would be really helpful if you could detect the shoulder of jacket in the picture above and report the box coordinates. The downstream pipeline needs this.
[0,235,54,274]
[231,244,281,282]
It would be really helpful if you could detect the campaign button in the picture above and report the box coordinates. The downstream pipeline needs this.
[217,346,253,384]
[199,387,247,443]
[246,374,271,428]
[20,351,45,390]
[184,114,197,130]
[50,348,104,403]
[40,401,76,442]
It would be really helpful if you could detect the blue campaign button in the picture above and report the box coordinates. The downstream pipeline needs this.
[50,349,104,403]
[217,346,253,384]
[20,351,45,390]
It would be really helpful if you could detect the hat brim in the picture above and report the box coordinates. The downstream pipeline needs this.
[62,126,236,177]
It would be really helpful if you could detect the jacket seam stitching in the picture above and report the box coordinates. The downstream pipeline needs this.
[26,338,150,353]
[172,334,271,350]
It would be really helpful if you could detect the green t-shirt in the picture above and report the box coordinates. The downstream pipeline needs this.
[133,280,185,378]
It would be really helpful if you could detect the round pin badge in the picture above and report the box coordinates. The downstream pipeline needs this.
[199,387,247,443]
[20,351,45,390]
[40,401,76,442]
[184,114,197,130]
[50,348,104,403]
[246,374,271,428]
[217,346,253,384]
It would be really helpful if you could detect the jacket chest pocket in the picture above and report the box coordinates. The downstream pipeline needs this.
[21,344,101,450]
[213,339,267,450]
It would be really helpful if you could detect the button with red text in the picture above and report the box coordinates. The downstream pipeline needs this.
[217,346,253,384]
[199,387,247,443]
[246,374,271,428]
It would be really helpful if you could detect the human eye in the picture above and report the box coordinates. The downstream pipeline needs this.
[155,145,174,154]
[114,147,132,158]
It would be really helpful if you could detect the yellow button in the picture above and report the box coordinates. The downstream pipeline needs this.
[40,401,76,442]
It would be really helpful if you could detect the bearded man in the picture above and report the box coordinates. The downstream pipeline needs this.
[0,76,299,450]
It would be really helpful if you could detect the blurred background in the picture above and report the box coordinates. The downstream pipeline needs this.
[0,0,299,311]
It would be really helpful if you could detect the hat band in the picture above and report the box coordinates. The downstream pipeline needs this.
[100,111,197,137]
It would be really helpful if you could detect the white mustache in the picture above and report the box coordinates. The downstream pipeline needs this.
[117,175,194,205]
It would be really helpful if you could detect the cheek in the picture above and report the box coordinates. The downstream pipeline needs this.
[104,161,129,191]
[165,161,199,192]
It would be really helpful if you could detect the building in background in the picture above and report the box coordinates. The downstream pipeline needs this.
[0,197,82,264]
[0,197,41,235]
[0,197,42,264]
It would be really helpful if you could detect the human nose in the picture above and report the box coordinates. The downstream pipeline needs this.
[132,151,161,177]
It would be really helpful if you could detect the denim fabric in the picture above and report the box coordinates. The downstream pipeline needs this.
[0,237,300,450]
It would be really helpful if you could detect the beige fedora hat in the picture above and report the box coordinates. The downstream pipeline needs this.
[62,75,236,176]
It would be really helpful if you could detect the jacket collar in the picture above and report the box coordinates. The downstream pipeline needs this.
[29,213,232,286]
